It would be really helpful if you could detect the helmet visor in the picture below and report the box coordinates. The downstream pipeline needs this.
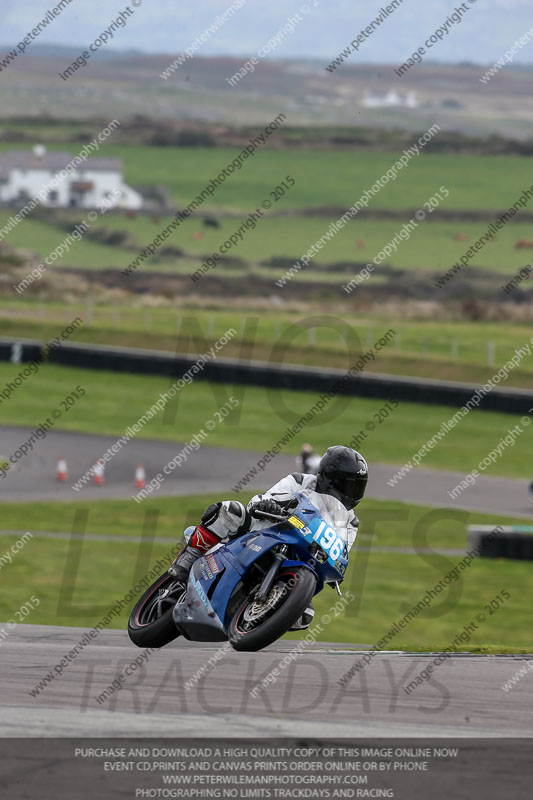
[331,471,367,508]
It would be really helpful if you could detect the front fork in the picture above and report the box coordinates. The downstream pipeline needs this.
[255,545,288,602]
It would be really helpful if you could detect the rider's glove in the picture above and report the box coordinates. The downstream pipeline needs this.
[249,498,284,518]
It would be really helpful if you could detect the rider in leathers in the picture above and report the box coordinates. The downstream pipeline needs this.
[170,446,368,630]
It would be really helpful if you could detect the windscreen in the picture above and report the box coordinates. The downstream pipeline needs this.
[300,490,354,550]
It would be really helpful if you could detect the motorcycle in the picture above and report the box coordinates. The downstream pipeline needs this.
[128,492,348,652]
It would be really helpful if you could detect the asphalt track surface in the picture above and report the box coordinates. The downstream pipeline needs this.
[2,429,532,739]
[2,625,532,737]
[1,425,532,518]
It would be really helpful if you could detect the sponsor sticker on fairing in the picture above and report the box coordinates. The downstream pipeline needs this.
[206,554,221,574]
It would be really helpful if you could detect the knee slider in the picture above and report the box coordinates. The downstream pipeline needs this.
[227,501,252,536]
[200,500,251,539]
[201,502,222,527]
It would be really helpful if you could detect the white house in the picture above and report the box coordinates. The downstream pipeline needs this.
[362,90,418,109]
[0,145,143,210]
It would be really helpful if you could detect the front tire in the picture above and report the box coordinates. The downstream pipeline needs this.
[228,567,316,652]
[128,574,185,648]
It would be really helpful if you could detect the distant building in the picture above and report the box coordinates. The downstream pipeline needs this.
[0,145,143,209]
[362,90,418,109]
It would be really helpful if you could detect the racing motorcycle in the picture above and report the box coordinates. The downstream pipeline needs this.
[128,492,347,652]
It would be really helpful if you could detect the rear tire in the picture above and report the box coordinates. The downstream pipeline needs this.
[128,574,185,648]
[228,567,316,652]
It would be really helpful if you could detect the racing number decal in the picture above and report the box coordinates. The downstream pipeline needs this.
[288,515,345,565]
[312,520,344,561]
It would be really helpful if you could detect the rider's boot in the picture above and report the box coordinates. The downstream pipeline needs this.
[168,525,219,585]
[289,600,315,631]
[169,501,251,586]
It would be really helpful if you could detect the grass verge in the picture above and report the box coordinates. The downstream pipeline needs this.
[0,496,532,649]
[1,304,532,388]
[0,362,531,478]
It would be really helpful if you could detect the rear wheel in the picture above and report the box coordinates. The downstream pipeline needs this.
[228,567,316,652]
[128,574,185,648]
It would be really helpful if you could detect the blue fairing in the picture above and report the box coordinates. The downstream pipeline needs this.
[173,492,348,637]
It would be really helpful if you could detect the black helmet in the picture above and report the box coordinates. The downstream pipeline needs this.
[316,446,368,509]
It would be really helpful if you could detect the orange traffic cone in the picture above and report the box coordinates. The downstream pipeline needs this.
[135,464,146,489]
[92,461,105,486]
[56,457,67,482]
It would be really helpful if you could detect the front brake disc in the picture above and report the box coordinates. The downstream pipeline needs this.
[244,582,286,624]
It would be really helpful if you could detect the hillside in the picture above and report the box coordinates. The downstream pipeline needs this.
[2,48,533,139]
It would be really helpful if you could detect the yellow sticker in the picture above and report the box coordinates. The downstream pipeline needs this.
[288,515,305,529]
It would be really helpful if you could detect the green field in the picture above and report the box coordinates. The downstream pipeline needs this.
[1,302,532,388]
[1,143,531,212]
[0,362,531,478]
[0,494,526,550]
[0,496,531,649]
[2,208,532,277]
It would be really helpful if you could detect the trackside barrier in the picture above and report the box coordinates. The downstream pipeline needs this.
[468,525,533,561]
[0,339,41,363]
[1,338,532,414]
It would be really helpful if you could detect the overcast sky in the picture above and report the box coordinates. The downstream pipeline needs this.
[1,0,532,65]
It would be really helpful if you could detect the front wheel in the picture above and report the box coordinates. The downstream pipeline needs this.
[128,573,185,648]
[228,567,316,652]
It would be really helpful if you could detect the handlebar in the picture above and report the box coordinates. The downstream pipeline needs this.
[250,509,291,522]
